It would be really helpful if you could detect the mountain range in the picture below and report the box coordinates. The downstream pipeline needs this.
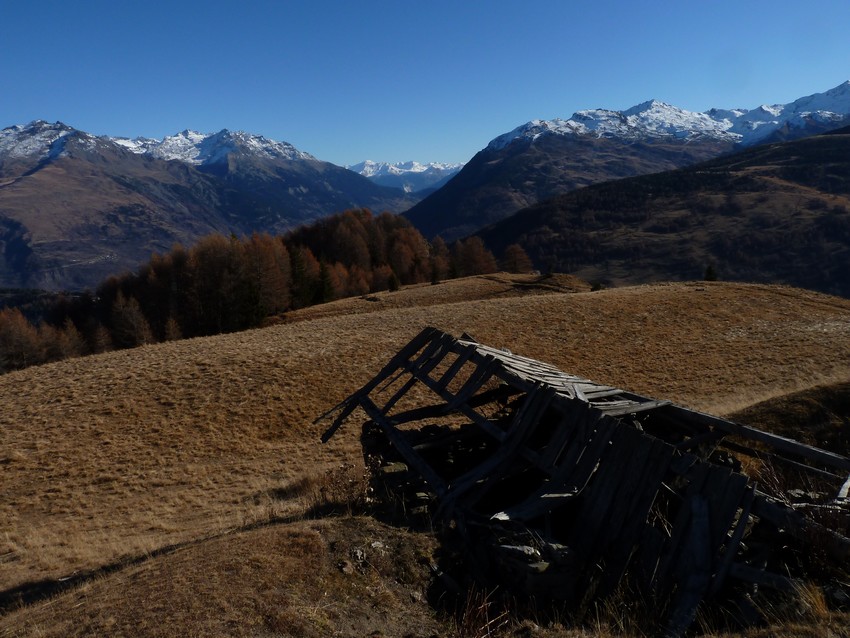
[0,122,415,290]
[2,80,850,292]
[405,81,850,240]
[346,160,464,194]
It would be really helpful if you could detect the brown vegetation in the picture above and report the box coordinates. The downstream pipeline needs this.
[479,129,850,297]
[2,277,850,636]
[1,209,510,374]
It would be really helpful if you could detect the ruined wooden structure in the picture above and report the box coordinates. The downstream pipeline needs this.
[319,327,850,635]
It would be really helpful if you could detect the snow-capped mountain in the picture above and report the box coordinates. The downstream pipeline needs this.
[0,120,112,163]
[112,129,315,164]
[408,81,850,241]
[489,81,850,150]
[0,121,316,168]
[348,160,464,193]
[0,121,417,291]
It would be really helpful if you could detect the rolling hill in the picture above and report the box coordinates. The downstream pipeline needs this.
[478,126,850,297]
[2,274,850,636]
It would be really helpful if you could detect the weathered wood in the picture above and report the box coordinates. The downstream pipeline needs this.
[434,347,474,391]
[317,326,440,441]
[539,409,584,469]
[654,463,712,594]
[444,354,498,412]
[719,439,845,482]
[598,399,671,416]
[837,474,850,502]
[318,327,850,637]
[664,496,712,638]
[494,411,617,522]
[709,485,756,597]
[594,433,677,599]
[666,404,850,473]
[439,385,556,513]
[751,493,850,561]
[358,395,448,497]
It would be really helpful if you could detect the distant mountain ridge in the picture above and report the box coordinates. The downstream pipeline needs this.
[405,81,850,240]
[347,160,464,193]
[111,128,315,164]
[489,81,850,150]
[0,122,315,166]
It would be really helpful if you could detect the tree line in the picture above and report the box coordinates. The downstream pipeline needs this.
[0,209,533,374]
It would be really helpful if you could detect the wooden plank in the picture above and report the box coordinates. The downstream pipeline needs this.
[414,372,508,442]
[495,412,617,521]
[719,440,845,482]
[539,409,584,468]
[434,346,474,391]
[664,495,712,638]
[569,427,662,605]
[837,474,850,502]
[444,355,498,412]
[654,463,712,594]
[581,387,625,399]
[709,485,756,596]
[666,404,850,472]
[318,326,441,441]
[593,434,677,599]
[403,330,453,377]
[546,408,603,471]
[379,375,419,417]
[751,493,850,561]
[597,399,671,417]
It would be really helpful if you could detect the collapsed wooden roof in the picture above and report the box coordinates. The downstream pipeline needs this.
[319,327,850,635]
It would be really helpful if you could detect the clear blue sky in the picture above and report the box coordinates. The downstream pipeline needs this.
[2,0,849,166]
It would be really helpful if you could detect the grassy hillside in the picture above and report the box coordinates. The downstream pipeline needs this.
[2,274,850,636]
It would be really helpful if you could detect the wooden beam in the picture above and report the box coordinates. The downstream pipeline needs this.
[358,395,448,497]
[665,404,850,473]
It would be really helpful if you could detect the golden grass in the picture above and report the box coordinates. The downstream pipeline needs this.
[2,274,850,635]
[0,517,443,638]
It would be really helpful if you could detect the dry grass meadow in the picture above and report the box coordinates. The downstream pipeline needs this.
[3,272,850,636]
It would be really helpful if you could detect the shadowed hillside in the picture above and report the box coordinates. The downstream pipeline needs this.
[479,127,850,297]
[404,133,734,241]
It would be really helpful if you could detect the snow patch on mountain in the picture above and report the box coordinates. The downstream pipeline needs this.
[488,81,850,150]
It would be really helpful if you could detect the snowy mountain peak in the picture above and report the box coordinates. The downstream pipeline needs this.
[348,159,464,178]
[0,120,77,159]
[348,160,465,192]
[110,129,315,165]
[488,81,850,150]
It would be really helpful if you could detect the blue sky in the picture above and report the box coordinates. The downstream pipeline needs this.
[2,0,849,166]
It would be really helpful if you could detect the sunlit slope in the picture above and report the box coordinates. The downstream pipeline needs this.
[3,276,850,598]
